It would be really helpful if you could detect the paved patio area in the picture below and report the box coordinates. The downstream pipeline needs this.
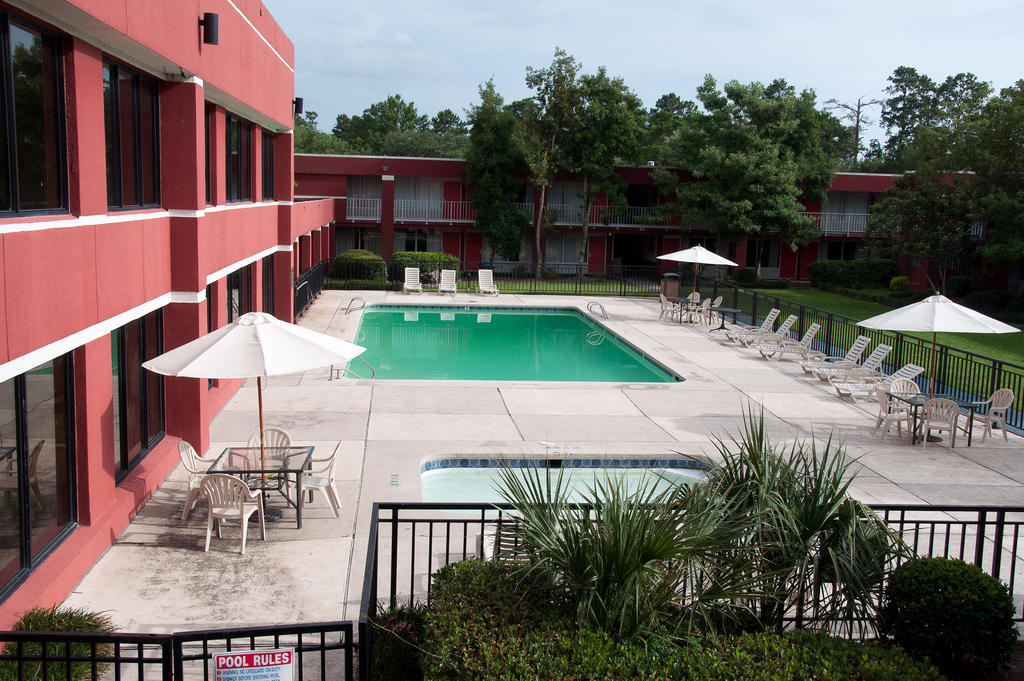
[63,290,1024,631]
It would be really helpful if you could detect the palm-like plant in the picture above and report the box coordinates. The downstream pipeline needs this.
[709,407,905,635]
[495,464,758,641]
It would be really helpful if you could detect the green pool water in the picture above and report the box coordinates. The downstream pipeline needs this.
[352,306,679,382]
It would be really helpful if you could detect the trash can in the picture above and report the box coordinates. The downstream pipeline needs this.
[661,272,680,299]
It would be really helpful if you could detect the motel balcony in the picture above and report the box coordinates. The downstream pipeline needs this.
[395,199,476,223]
[547,204,675,228]
[346,197,382,222]
[802,212,870,237]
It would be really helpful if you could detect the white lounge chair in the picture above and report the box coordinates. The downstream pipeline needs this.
[735,314,798,347]
[831,363,925,402]
[477,269,499,296]
[755,323,820,361]
[723,309,780,343]
[438,269,457,296]
[972,388,1014,442]
[799,335,870,374]
[403,267,422,294]
[201,474,266,554]
[813,343,892,381]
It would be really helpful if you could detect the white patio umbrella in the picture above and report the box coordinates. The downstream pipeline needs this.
[857,293,1019,396]
[656,245,739,294]
[143,311,366,461]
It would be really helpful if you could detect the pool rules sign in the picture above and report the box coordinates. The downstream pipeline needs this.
[213,649,294,681]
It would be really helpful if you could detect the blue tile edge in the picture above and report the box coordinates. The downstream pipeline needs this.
[421,456,712,474]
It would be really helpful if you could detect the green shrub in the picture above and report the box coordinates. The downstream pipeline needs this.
[370,601,426,681]
[682,631,948,681]
[889,275,910,291]
[807,259,847,287]
[390,251,460,283]
[808,259,897,289]
[733,268,759,285]
[965,290,1012,315]
[333,249,386,280]
[324,277,400,291]
[946,275,974,297]
[749,278,790,289]
[0,606,117,681]
[880,557,1018,673]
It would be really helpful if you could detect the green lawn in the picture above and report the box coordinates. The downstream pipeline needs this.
[750,287,1024,368]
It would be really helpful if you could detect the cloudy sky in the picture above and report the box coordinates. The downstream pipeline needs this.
[263,0,1022,142]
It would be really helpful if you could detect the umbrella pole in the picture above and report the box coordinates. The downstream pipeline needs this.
[692,265,698,294]
[928,332,937,398]
[257,376,266,467]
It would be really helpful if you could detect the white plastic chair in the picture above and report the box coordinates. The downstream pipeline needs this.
[248,427,292,451]
[301,445,342,518]
[659,293,681,323]
[438,269,457,296]
[920,398,960,449]
[201,474,266,554]
[873,387,910,440]
[179,440,209,520]
[403,267,422,294]
[972,388,1014,442]
[477,269,499,296]
[707,295,724,326]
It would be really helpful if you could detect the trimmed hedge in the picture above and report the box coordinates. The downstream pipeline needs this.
[390,251,460,283]
[333,249,386,280]
[807,258,897,289]
[418,559,948,681]
[880,557,1018,673]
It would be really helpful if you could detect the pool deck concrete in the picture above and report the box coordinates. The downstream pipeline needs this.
[63,290,1024,631]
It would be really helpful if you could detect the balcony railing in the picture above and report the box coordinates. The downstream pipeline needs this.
[547,203,672,227]
[395,199,475,222]
[346,197,381,221]
[803,212,870,236]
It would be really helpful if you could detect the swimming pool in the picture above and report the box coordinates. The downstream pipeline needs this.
[421,456,709,503]
[353,305,680,382]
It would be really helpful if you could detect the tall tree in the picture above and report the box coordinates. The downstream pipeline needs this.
[657,76,838,268]
[519,48,583,275]
[465,81,528,261]
[641,92,696,163]
[562,67,645,264]
[430,109,467,136]
[868,170,982,293]
[293,111,346,154]
[880,66,940,167]
[824,96,881,164]
[332,95,428,152]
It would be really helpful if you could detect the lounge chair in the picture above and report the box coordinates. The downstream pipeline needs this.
[755,323,820,361]
[972,388,1014,442]
[438,269,457,296]
[799,335,870,375]
[723,308,780,343]
[477,269,499,296]
[831,363,925,402]
[735,314,797,347]
[813,343,892,381]
[403,267,422,294]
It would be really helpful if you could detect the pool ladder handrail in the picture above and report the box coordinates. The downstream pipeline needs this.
[587,301,608,319]
[345,296,366,315]
[329,356,376,381]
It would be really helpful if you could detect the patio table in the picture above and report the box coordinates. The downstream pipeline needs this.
[707,306,741,332]
[208,446,314,528]
[888,392,981,446]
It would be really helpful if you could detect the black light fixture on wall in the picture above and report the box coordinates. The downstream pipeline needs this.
[293,97,304,115]
[199,12,220,45]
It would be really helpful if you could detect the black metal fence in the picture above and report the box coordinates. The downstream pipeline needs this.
[0,621,354,681]
[358,502,1024,667]
[294,259,327,319]
[699,281,1024,435]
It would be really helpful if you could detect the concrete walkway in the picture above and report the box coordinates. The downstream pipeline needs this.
[64,290,1024,631]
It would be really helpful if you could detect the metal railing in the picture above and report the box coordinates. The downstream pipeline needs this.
[293,259,327,319]
[707,281,1024,434]
[803,212,870,236]
[394,199,475,223]
[546,203,669,227]
[0,622,354,681]
[345,197,381,222]
[358,501,1024,666]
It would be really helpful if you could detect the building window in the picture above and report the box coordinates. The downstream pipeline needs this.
[0,355,76,600]
[262,255,275,316]
[225,114,251,202]
[112,310,164,478]
[227,265,253,322]
[826,240,858,261]
[103,60,159,209]
[0,15,66,214]
[394,228,441,253]
[204,104,212,205]
[745,239,780,268]
[262,130,274,201]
